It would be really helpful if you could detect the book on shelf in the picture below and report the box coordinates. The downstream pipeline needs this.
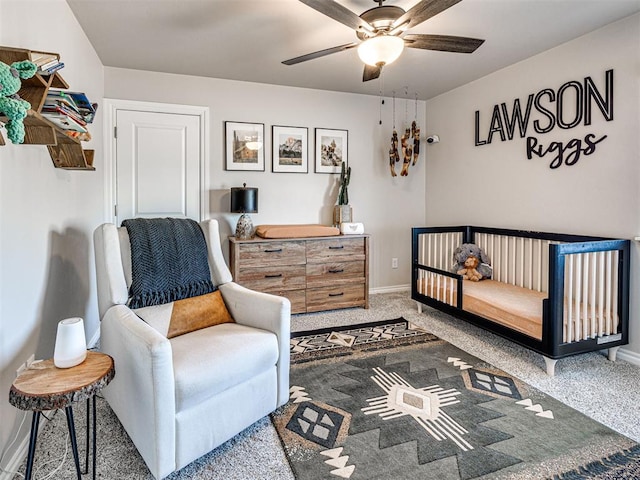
[58,91,97,124]
[41,111,88,133]
[41,104,87,126]
[30,52,59,68]
[39,62,65,75]
[46,90,80,113]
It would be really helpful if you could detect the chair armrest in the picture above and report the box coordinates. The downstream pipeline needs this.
[219,282,291,406]
[219,282,290,333]
[100,305,176,479]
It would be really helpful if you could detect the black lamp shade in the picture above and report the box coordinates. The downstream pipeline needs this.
[230,185,258,214]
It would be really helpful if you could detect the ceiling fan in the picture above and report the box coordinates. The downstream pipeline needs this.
[283,0,484,82]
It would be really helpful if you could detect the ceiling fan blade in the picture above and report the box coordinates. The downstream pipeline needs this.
[299,0,375,34]
[404,34,484,53]
[392,0,462,31]
[282,43,358,65]
[363,64,382,82]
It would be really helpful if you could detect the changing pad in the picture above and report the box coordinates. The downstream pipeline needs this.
[255,224,341,239]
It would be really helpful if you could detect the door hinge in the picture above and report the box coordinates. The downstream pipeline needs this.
[114,205,117,217]
[113,126,117,138]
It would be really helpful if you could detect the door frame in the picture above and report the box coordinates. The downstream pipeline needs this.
[103,99,210,224]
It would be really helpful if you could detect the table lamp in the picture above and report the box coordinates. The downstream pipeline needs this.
[230,183,258,240]
[53,317,87,368]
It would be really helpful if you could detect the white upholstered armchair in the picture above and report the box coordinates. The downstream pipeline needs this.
[93,219,290,479]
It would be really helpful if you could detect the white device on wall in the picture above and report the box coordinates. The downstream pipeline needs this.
[426,135,440,144]
[53,317,87,368]
[340,222,364,235]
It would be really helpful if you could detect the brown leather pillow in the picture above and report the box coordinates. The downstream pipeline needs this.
[134,290,234,338]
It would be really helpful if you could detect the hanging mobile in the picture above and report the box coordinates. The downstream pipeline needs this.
[400,87,412,176]
[412,93,420,165]
[389,91,399,177]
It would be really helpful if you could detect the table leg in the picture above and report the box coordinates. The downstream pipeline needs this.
[84,398,90,474]
[24,412,40,480]
[64,406,82,480]
[92,395,97,480]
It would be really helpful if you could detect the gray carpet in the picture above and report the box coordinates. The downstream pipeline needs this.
[13,291,640,479]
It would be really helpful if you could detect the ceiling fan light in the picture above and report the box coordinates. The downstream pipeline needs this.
[357,35,404,67]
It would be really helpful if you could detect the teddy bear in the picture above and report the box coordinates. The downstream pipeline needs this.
[452,243,493,281]
[0,60,38,144]
[457,255,483,281]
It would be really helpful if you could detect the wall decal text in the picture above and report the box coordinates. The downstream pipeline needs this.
[474,69,614,169]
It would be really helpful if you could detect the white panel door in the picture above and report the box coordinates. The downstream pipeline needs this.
[115,109,201,224]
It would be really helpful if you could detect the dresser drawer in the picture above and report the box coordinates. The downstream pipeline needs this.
[306,238,365,263]
[271,289,306,315]
[236,265,306,292]
[306,284,365,312]
[306,261,365,287]
[237,241,306,267]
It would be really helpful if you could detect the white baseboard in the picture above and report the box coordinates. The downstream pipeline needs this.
[370,285,410,295]
[617,347,640,367]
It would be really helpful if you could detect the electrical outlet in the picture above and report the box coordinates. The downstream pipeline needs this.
[392,258,398,269]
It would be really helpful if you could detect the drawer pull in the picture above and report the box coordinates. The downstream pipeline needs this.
[265,273,283,278]
[329,245,344,250]
[328,269,344,274]
[328,292,344,297]
[264,248,283,253]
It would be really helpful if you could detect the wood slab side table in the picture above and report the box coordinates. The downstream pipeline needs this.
[9,351,115,480]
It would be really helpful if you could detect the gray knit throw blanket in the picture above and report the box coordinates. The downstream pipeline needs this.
[122,218,215,309]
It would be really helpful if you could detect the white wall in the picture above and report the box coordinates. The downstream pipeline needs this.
[103,68,427,291]
[0,0,104,471]
[425,14,640,359]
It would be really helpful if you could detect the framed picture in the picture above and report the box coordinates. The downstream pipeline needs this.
[315,128,348,174]
[225,121,265,171]
[272,125,308,173]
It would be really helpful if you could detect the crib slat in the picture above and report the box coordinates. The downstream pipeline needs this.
[582,253,590,339]
[597,252,605,336]
[566,255,574,343]
[501,236,506,283]
[589,252,603,335]
[612,251,619,333]
[574,255,585,341]
[537,240,543,292]
[605,251,612,335]
[527,238,533,289]
[509,237,515,285]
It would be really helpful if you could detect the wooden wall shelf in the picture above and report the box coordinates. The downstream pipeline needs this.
[0,46,94,170]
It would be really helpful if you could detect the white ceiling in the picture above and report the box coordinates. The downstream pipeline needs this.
[66,0,640,101]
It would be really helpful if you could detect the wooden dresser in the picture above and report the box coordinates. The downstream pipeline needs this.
[229,234,369,314]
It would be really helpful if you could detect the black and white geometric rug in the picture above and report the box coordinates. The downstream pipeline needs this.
[273,318,639,480]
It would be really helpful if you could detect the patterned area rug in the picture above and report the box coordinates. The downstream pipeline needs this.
[273,318,639,480]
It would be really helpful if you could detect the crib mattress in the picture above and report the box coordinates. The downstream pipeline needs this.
[462,280,545,340]
[420,278,545,340]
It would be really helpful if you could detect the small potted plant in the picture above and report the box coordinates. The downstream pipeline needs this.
[333,162,352,226]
